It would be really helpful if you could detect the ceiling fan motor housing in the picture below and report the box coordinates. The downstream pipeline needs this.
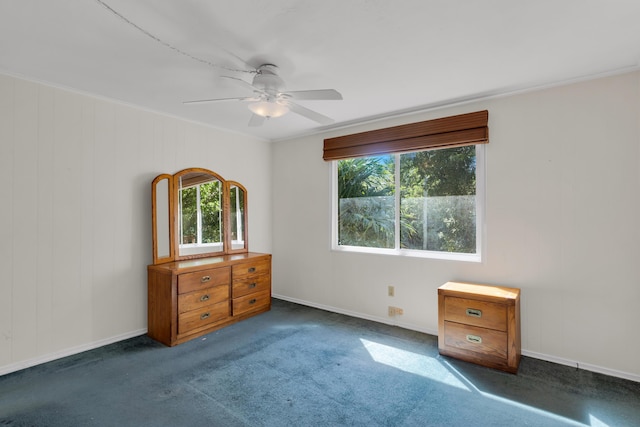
[253,64,285,97]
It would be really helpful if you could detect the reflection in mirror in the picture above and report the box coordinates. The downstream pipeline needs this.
[178,172,224,257]
[230,185,245,250]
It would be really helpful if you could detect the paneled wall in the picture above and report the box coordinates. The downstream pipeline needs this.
[0,74,271,374]
[2,70,639,381]
[272,71,640,381]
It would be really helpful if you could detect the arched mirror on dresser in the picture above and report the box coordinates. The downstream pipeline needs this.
[148,168,271,346]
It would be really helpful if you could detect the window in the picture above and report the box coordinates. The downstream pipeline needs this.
[333,145,483,260]
[326,110,488,262]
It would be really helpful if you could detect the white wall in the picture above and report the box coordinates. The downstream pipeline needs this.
[0,73,272,375]
[272,71,640,381]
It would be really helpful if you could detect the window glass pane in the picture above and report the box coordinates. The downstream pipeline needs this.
[337,155,395,248]
[200,181,222,244]
[180,187,197,244]
[399,146,476,253]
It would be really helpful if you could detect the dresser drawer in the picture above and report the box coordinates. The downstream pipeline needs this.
[233,290,271,316]
[178,285,229,314]
[443,321,508,360]
[178,301,229,334]
[178,267,230,294]
[232,258,271,280]
[444,296,507,331]
[232,274,270,298]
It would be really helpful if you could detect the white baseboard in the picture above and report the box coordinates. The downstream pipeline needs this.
[272,294,640,383]
[272,293,439,336]
[520,349,640,383]
[0,328,147,377]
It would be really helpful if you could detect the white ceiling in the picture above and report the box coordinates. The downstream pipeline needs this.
[1,1,639,141]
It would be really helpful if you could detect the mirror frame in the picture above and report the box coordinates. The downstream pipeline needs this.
[151,174,174,264]
[151,168,249,264]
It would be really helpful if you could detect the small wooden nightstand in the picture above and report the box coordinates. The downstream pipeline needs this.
[438,282,521,373]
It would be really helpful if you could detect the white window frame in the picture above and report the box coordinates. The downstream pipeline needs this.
[331,145,485,262]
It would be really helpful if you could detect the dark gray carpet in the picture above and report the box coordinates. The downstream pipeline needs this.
[1,299,638,426]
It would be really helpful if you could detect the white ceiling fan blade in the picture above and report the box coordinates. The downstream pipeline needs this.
[183,96,257,105]
[248,114,266,127]
[286,89,343,101]
[285,101,335,125]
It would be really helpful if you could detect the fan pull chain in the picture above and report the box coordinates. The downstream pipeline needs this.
[93,0,255,75]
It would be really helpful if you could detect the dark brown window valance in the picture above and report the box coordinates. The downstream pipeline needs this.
[323,110,489,161]
[180,172,220,188]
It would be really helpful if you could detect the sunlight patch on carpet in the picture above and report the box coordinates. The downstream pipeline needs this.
[588,414,612,427]
[360,338,469,390]
[442,360,589,426]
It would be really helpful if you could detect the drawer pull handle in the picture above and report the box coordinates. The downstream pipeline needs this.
[249,298,257,305]
[248,282,257,289]
[201,276,211,283]
[200,312,210,320]
[466,308,482,318]
[466,334,482,344]
[200,294,210,302]
[248,267,256,273]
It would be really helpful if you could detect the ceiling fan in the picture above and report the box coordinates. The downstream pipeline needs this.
[183,64,342,127]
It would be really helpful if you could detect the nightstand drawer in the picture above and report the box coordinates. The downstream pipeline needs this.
[178,267,230,294]
[444,297,507,331]
[443,321,508,360]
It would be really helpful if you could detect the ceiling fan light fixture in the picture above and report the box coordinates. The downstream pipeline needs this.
[248,100,289,118]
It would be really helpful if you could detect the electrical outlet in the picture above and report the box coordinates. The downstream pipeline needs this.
[388,285,395,297]
[388,306,404,316]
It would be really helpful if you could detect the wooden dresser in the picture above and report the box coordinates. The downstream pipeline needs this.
[148,252,271,346]
[438,282,521,373]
